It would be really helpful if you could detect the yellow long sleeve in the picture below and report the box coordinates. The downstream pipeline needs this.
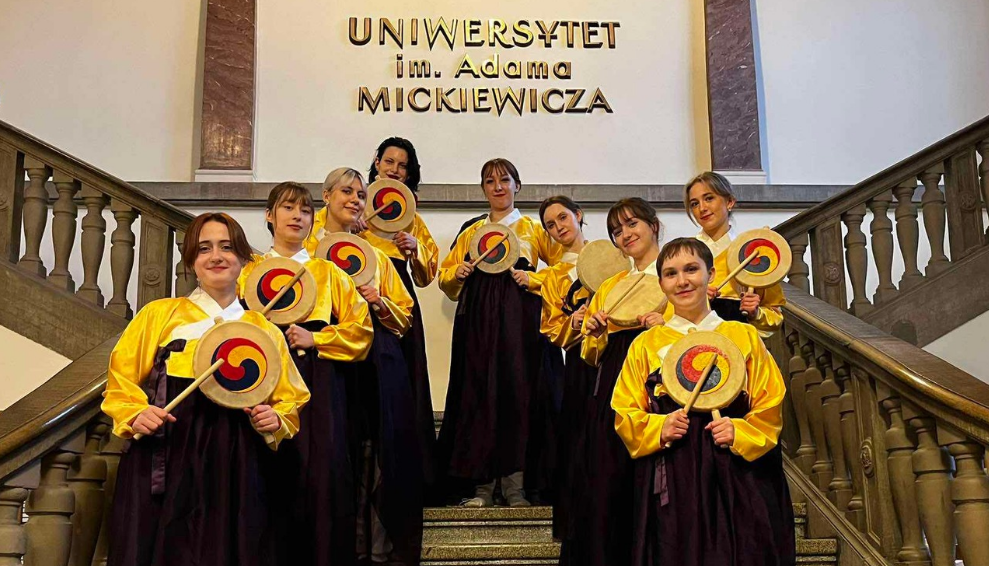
[370,247,415,337]
[712,251,786,336]
[539,262,586,349]
[102,300,177,438]
[438,219,483,301]
[580,270,634,366]
[362,213,440,288]
[729,328,785,461]
[611,331,668,458]
[248,311,311,450]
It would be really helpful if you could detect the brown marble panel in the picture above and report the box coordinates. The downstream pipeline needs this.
[705,0,762,171]
[200,0,256,170]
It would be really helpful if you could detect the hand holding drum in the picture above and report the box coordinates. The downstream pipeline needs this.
[660,331,746,449]
[243,257,317,357]
[719,228,792,316]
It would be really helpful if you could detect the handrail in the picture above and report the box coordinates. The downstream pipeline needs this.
[776,114,989,239]
[0,119,193,228]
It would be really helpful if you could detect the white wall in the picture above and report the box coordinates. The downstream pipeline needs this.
[755,0,989,184]
[0,326,70,410]
[0,0,201,181]
[254,0,710,184]
[925,310,989,384]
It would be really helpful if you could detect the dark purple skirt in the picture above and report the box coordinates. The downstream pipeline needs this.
[632,392,795,566]
[524,337,564,502]
[108,366,275,566]
[389,257,439,492]
[437,258,545,483]
[270,320,356,566]
[351,317,424,566]
[553,347,598,539]
[560,328,642,566]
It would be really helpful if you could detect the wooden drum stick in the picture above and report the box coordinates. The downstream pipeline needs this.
[260,266,309,317]
[716,250,759,293]
[132,358,226,441]
[664,354,719,448]
[469,233,511,268]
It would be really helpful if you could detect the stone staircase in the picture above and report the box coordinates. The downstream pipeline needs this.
[418,503,837,565]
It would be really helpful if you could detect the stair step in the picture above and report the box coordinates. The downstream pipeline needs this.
[421,542,560,565]
[424,506,554,545]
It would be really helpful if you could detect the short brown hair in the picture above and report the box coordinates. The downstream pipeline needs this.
[683,171,737,225]
[657,237,714,272]
[182,212,253,271]
[606,197,662,246]
[266,181,315,236]
[539,195,584,229]
[480,158,521,191]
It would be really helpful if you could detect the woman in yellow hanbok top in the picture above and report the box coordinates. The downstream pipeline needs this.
[361,138,440,492]
[306,167,422,566]
[611,237,794,566]
[683,171,784,336]
[102,212,310,566]
[239,181,373,566]
[437,158,563,508]
[567,197,664,566]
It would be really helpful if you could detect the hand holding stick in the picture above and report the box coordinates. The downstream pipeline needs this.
[469,233,511,268]
[716,250,759,293]
[132,358,226,441]
[664,353,718,448]
[260,266,309,357]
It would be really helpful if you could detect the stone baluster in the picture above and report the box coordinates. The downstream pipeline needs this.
[24,432,85,566]
[137,216,173,309]
[803,344,834,490]
[903,411,955,566]
[48,173,80,292]
[0,464,39,566]
[76,187,108,307]
[0,142,25,263]
[979,141,989,238]
[893,180,924,290]
[842,203,872,316]
[839,367,866,529]
[174,230,197,296]
[919,169,951,277]
[819,352,852,510]
[106,200,138,319]
[67,422,109,566]
[938,428,989,566]
[944,148,986,261]
[867,191,898,304]
[787,232,811,294]
[810,217,848,309]
[17,158,51,277]
[91,428,126,566]
[878,392,930,563]
[787,331,817,475]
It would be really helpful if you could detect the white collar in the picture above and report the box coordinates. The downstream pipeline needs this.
[696,224,737,259]
[665,310,724,334]
[265,247,310,263]
[486,208,523,227]
[629,260,658,277]
[170,288,246,342]
[561,251,579,264]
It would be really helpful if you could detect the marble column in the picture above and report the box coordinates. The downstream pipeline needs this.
[199,0,256,174]
[704,0,764,177]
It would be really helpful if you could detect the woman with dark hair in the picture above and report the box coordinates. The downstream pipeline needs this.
[238,182,374,566]
[363,137,441,496]
[437,158,563,508]
[612,237,794,566]
[103,212,310,566]
[683,171,784,336]
[307,168,423,566]
[528,196,598,540]
[565,197,665,566]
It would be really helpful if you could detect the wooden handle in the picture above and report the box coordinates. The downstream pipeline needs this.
[364,201,393,222]
[740,286,755,316]
[716,250,759,292]
[260,266,308,317]
[296,349,306,357]
[579,273,647,337]
[262,432,277,445]
[469,233,511,268]
[712,408,722,420]
[664,354,719,448]
[131,358,225,441]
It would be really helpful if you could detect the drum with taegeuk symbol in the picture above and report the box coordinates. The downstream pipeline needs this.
[365,178,416,239]
[661,330,746,413]
[194,319,283,409]
[243,256,317,326]
[725,228,792,290]
[315,232,378,287]
[468,223,521,274]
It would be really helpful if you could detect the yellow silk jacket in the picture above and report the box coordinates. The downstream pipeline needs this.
[709,249,785,336]
[101,295,311,449]
[238,250,373,361]
[537,253,589,350]
[438,210,564,301]
[303,228,415,338]
[611,313,786,462]
[580,262,660,367]
[361,212,440,288]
